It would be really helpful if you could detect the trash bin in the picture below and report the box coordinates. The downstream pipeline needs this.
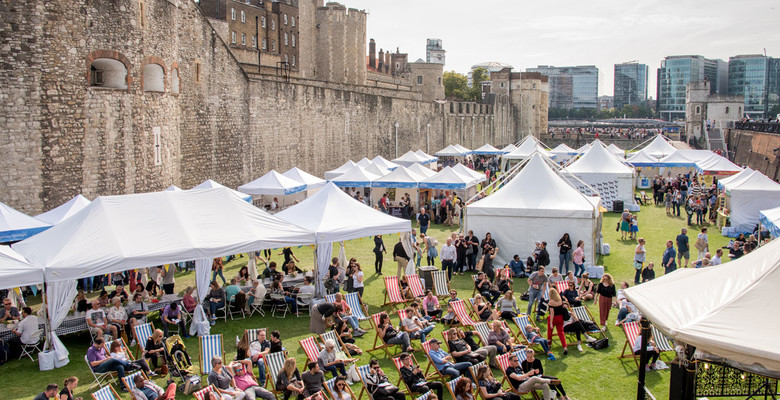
[418,266,437,291]
[612,200,624,213]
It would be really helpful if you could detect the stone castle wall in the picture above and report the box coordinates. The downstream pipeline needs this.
[726,129,780,181]
[0,0,509,213]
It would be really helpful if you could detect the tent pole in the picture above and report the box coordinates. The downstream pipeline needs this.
[636,317,651,400]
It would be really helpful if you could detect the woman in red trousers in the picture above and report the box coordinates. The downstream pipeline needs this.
[593,273,617,332]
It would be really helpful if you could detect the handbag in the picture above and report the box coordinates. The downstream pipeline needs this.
[694,238,706,252]
[476,258,484,271]
[588,338,609,350]
[465,246,474,256]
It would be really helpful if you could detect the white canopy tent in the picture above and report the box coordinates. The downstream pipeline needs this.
[165,185,184,191]
[364,163,391,178]
[466,153,602,265]
[607,143,625,158]
[575,143,591,154]
[276,182,412,295]
[0,202,51,242]
[419,166,480,200]
[695,154,743,176]
[35,195,92,225]
[371,155,400,171]
[722,170,780,232]
[471,144,503,155]
[435,144,469,157]
[370,166,426,210]
[329,165,381,187]
[453,144,472,154]
[324,160,358,180]
[500,144,517,154]
[658,151,696,168]
[549,144,579,163]
[414,150,438,164]
[451,163,487,184]
[393,151,430,167]
[406,163,437,178]
[626,150,662,167]
[640,135,677,159]
[625,238,780,378]
[717,167,753,188]
[282,167,327,190]
[238,170,307,196]
[502,136,554,170]
[0,245,44,291]
[191,179,252,202]
[760,206,780,239]
[14,188,316,365]
[676,149,716,163]
[355,157,373,168]
[563,141,636,210]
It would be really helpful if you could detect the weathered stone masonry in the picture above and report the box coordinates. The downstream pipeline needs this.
[0,0,509,214]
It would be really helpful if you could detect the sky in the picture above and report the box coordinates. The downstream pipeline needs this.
[359,0,779,97]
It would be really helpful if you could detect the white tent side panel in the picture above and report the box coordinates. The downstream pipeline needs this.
[570,172,635,208]
[465,213,596,267]
[730,192,780,232]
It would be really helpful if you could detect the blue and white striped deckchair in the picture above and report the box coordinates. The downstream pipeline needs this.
[432,270,450,297]
[245,328,267,343]
[264,350,287,393]
[415,391,433,400]
[345,292,368,320]
[121,371,146,398]
[132,322,154,358]
[90,385,121,400]
[446,376,466,400]
[355,364,373,400]
[572,306,607,339]
[325,376,357,400]
[199,334,224,375]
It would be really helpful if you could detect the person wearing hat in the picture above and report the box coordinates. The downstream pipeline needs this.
[427,338,471,378]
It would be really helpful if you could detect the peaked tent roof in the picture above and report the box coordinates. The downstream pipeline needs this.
[282,167,327,190]
[468,153,597,218]
[658,150,696,167]
[504,136,553,160]
[35,195,92,225]
[13,188,316,283]
[576,143,591,154]
[625,238,780,378]
[419,166,477,189]
[191,179,252,202]
[165,185,184,191]
[626,150,662,167]
[0,202,51,242]
[393,151,428,165]
[371,156,401,171]
[550,143,578,156]
[0,245,43,290]
[414,150,437,163]
[607,143,625,157]
[324,160,358,180]
[406,163,437,178]
[500,144,517,154]
[238,170,307,196]
[355,157,373,168]
[695,154,743,175]
[564,141,634,175]
[363,163,391,178]
[372,166,426,188]
[676,149,716,163]
[760,206,780,238]
[723,170,780,194]
[276,182,411,243]
[436,144,469,157]
[328,165,381,187]
[451,163,487,183]
[472,144,503,155]
[641,135,677,158]
[718,167,753,188]
[453,144,472,154]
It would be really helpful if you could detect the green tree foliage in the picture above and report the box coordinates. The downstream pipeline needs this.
[469,67,490,101]
[768,104,780,119]
[550,105,655,120]
[443,71,469,101]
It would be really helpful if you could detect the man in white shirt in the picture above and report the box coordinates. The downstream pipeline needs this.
[440,238,457,280]
[271,197,279,211]
[710,249,723,266]
[10,307,40,355]
[86,299,117,339]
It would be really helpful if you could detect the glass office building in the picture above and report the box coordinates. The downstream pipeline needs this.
[728,55,780,119]
[614,63,648,109]
[656,55,725,121]
[526,65,598,109]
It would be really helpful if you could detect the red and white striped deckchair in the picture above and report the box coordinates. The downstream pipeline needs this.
[450,299,477,327]
[405,274,426,298]
[299,336,322,363]
[383,276,406,308]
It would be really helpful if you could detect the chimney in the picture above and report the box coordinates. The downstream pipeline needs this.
[369,39,376,69]
[378,48,384,73]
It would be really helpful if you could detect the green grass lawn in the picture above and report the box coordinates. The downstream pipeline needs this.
[3,193,730,400]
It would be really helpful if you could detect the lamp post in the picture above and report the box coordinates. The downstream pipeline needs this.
[426,123,430,153]
[394,123,400,157]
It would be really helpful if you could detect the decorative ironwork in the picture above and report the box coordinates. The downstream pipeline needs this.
[695,360,779,398]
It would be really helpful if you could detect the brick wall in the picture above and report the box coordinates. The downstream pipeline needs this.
[726,129,780,181]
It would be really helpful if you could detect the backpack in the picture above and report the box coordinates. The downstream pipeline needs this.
[588,338,609,350]
[428,237,439,247]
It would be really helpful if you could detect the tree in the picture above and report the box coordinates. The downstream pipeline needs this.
[443,71,469,101]
[769,104,780,119]
[469,67,490,101]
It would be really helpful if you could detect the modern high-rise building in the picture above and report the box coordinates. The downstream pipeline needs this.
[526,65,598,109]
[728,54,780,119]
[613,62,648,109]
[426,38,445,65]
[656,55,727,121]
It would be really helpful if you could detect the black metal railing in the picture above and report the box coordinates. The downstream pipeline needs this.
[735,122,780,134]
[695,360,780,398]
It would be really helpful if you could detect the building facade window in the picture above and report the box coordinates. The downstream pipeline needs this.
[261,16,266,28]
[171,68,180,94]
[725,106,730,114]
[231,8,236,20]
[291,34,295,47]
[262,37,267,50]
[231,31,236,44]
[696,106,701,114]
[284,54,288,63]
[89,58,128,90]
[271,39,275,52]
[417,75,423,85]
[241,10,245,23]
[291,16,295,26]
[241,33,246,46]
[291,55,295,66]
[195,61,201,83]
[284,14,288,25]
[438,77,442,85]
[252,36,257,48]
[271,19,275,30]
[284,32,288,46]
[143,63,165,93]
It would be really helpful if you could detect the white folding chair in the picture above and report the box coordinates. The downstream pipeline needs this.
[86,355,118,389]
[18,329,44,361]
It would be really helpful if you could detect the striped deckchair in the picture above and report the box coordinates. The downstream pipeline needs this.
[445,376,468,400]
[450,300,477,327]
[432,270,450,297]
[415,391,433,400]
[132,322,154,358]
[620,322,675,367]
[299,336,322,363]
[104,338,135,361]
[368,312,402,357]
[552,280,568,294]
[652,326,675,353]
[193,385,217,400]
[406,274,426,298]
[420,339,443,381]
[319,330,350,356]
[245,328,267,343]
[343,292,369,320]
[199,334,224,375]
[473,322,491,344]
[325,376,358,400]
[497,267,512,280]
[304,390,327,400]
[468,361,488,400]
[355,364,373,400]
[90,385,121,400]
[494,319,521,343]
[264,351,287,395]
[391,355,424,394]
[512,315,545,353]
[121,371,147,400]
[496,351,539,398]
[383,276,406,308]
[542,282,550,302]
[571,306,607,339]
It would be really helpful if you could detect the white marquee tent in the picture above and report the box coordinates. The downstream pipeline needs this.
[420,166,478,190]
[393,151,429,167]
[466,153,602,265]
[329,165,381,188]
[722,170,780,231]
[276,182,411,294]
[0,245,43,291]
[282,167,327,191]
[472,144,503,155]
[503,136,553,169]
[695,154,742,176]
[626,150,662,167]
[453,144,472,154]
[760,206,780,238]
[452,163,486,185]
[717,167,753,188]
[625,238,780,378]
[13,188,316,363]
[658,151,696,168]
[607,143,625,158]
[414,150,438,164]
[550,144,578,163]
[501,143,517,154]
[435,144,470,157]
[34,195,92,225]
[363,163,391,178]
[0,202,51,242]
[640,135,677,159]
[676,149,716,163]
[370,166,426,209]
[324,160,358,180]
[191,179,252,202]
[238,170,307,196]
[563,141,636,210]
[356,157,373,168]
[165,185,184,191]
[371,155,400,171]
[406,163,437,178]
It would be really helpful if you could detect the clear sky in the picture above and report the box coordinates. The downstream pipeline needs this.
[359,0,779,97]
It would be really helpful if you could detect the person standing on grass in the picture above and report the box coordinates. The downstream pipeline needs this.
[556,233,572,275]
[418,208,430,234]
[663,240,677,275]
[676,228,690,268]
[593,273,617,331]
[440,238,456,280]
[393,237,410,279]
[373,235,386,275]
[633,238,646,285]
[695,227,709,261]
[526,266,548,320]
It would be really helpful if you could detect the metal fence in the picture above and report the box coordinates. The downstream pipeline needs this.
[695,361,780,398]
[734,122,780,134]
